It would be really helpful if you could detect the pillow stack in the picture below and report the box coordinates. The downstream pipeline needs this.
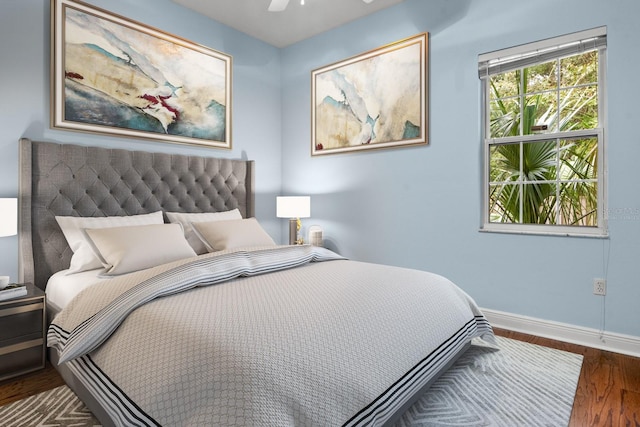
[56,210,276,276]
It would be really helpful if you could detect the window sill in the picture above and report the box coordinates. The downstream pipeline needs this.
[479,224,609,239]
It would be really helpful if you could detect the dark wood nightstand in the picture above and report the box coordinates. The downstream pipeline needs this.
[0,284,46,382]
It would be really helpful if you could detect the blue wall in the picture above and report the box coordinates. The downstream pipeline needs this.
[281,0,640,338]
[0,0,283,282]
[1,0,639,339]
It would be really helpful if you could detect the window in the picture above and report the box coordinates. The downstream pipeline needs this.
[479,27,607,237]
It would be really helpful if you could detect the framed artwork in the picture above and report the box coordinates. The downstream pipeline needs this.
[51,0,232,149]
[311,33,428,156]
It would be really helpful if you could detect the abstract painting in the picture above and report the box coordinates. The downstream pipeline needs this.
[311,33,428,155]
[51,0,232,149]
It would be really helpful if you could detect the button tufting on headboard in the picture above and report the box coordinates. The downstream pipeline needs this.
[18,138,255,291]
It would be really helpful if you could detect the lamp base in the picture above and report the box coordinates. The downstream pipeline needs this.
[288,218,297,245]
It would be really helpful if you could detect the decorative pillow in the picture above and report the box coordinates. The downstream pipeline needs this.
[166,209,242,255]
[191,218,276,252]
[56,211,164,274]
[84,223,197,276]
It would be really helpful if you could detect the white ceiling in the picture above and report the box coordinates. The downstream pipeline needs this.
[171,0,406,48]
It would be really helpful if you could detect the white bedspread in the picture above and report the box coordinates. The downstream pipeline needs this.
[48,245,493,426]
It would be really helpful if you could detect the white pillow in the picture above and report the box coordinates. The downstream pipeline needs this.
[166,209,243,254]
[191,218,276,252]
[85,223,197,276]
[56,211,164,274]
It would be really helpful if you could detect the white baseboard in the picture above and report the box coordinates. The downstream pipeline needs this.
[481,308,640,358]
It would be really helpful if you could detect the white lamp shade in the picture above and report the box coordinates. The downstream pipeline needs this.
[0,198,18,237]
[276,196,310,218]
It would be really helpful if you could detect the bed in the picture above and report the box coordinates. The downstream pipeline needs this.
[18,138,494,426]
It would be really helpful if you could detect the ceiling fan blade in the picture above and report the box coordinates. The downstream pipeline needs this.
[268,0,290,12]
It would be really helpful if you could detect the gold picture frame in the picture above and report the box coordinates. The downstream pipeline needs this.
[311,33,429,156]
[51,0,232,149]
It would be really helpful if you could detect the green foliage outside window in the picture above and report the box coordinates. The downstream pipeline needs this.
[488,51,599,227]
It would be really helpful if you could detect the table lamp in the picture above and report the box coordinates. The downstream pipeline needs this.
[276,196,310,245]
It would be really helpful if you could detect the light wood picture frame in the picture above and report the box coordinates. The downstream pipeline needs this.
[51,0,232,149]
[311,33,429,156]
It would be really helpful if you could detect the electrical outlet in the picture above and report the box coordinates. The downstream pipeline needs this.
[593,278,606,296]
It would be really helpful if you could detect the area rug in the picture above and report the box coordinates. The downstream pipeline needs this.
[395,335,583,426]
[0,383,99,427]
[0,336,582,427]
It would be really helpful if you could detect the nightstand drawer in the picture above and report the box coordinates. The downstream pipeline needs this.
[0,341,44,380]
[0,302,44,344]
[0,284,46,382]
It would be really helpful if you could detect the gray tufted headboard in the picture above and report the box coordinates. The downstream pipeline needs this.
[18,138,255,291]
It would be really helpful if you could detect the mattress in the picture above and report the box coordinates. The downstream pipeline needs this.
[45,268,106,313]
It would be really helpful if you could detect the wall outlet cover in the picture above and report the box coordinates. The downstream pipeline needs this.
[593,278,606,295]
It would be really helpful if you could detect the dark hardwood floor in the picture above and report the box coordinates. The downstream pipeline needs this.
[0,361,65,407]
[0,328,639,426]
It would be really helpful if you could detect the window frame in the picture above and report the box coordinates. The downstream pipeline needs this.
[479,28,608,237]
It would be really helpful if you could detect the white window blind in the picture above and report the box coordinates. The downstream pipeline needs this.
[478,26,606,78]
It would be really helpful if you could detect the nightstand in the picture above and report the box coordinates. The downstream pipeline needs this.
[0,284,46,382]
